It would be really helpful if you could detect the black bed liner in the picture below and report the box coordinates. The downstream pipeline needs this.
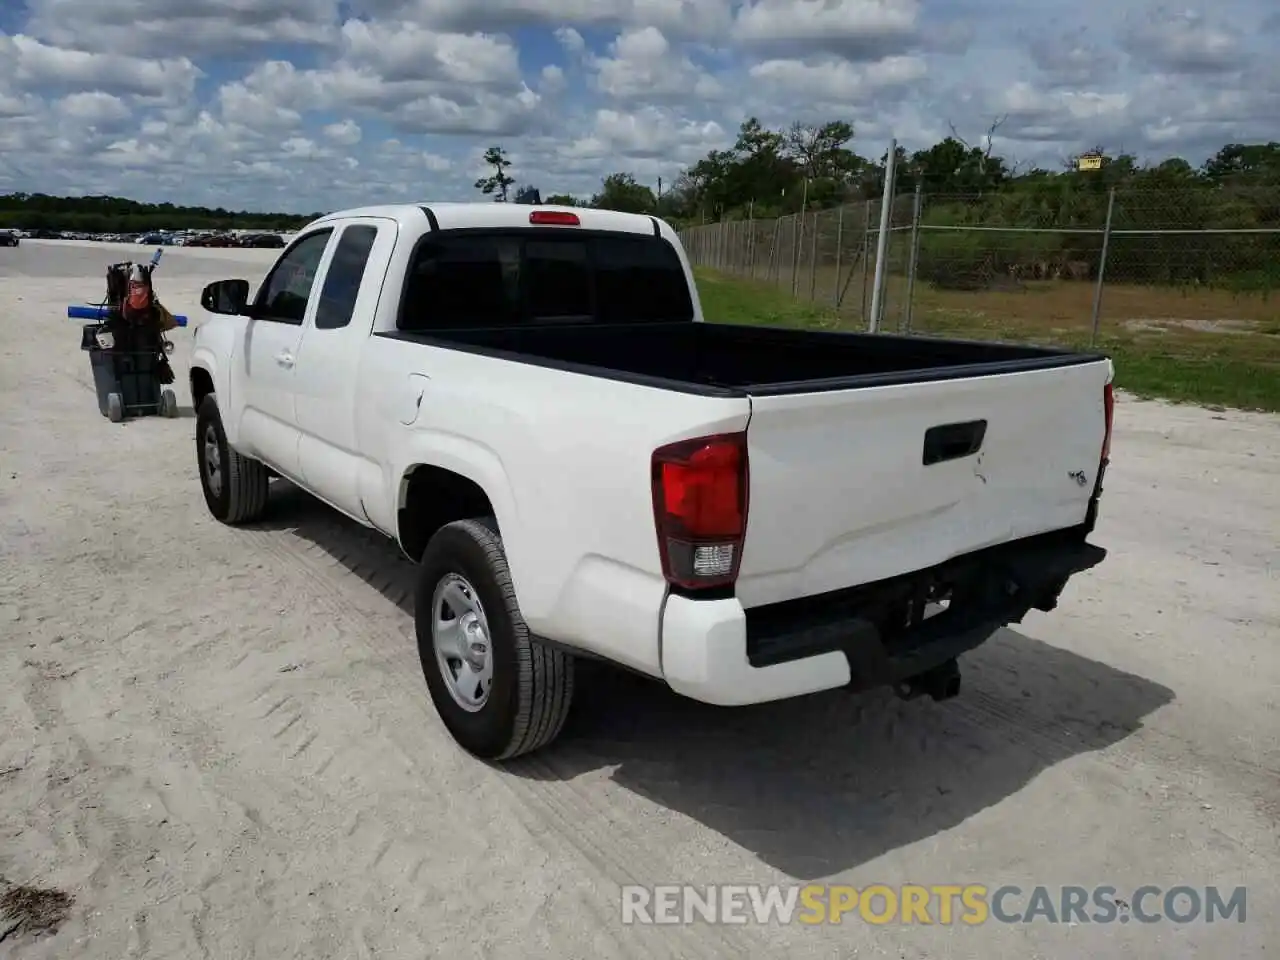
[377,321,1107,398]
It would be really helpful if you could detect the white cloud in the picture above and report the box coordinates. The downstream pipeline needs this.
[323,119,363,145]
[749,54,926,103]
[55,90,133,128]
[1122,9,1243,74]
[24,0,340,57]
[589,27,723,100]
[555,26,586,54]
[733,0,921,59]
[355,0,733,38]
[0,34,200,100]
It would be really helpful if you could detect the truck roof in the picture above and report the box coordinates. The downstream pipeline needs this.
[307,202,666,237]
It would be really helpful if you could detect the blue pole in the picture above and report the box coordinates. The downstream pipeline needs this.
[68,304,187,326]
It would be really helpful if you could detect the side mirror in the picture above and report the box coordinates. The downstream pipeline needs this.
[201,279,251,315]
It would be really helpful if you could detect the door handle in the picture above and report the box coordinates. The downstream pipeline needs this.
[275,351,295,368]
[922,420,987,465]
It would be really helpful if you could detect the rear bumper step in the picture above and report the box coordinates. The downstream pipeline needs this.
[743,526,1106,692]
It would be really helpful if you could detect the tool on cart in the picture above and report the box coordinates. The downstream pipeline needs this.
[66,249,187,422]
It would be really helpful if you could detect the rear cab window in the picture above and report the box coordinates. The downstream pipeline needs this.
[398,230,694,331]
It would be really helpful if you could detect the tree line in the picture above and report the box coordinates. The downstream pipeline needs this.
[0,193,320,234]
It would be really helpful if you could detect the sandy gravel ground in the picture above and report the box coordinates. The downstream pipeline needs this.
[0,238,1277,959]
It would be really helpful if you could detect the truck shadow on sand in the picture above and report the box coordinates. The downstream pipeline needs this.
[254,481,1176,880]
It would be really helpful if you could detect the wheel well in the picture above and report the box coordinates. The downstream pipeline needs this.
[190,367,214,411]
[398,465,496,562]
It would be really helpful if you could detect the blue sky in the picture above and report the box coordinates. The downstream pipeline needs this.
[1,0,1277,213]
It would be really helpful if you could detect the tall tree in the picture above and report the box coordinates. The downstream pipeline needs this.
[591,173,656,214]
[474,146,515,202]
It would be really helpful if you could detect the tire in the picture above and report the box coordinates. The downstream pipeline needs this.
[160,388,178,418]
[107,392,123,422]
[195,394,269,524]
[415,518,575,760]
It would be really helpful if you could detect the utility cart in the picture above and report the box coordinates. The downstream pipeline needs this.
[67,250,188,423]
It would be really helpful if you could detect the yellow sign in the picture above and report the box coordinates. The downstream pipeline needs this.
[1077,155,1104,171]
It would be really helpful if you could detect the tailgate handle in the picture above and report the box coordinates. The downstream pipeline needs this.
[923,420,987,465]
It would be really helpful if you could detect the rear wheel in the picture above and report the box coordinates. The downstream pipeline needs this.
[196,395,269,524]
[415,518,575,760]
[106,392,123,422]
[160,388,178,418]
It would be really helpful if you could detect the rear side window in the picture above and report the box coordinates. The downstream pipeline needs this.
[315,224,378,329]
[399,232,693,331]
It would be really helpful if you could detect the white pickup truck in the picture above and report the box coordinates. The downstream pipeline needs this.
[190,202,1113,760]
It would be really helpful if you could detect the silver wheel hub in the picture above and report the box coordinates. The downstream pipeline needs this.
[203,425,222,498]
[431,573,494,712]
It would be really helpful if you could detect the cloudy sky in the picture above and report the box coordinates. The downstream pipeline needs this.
[1,0,1277,212]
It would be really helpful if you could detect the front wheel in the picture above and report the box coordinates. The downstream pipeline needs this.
[415,519,575,760]
[195,395,269,524]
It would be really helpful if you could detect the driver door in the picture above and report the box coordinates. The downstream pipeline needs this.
[236,228,334,481]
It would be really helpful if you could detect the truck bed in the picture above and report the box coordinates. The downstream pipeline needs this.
[380,320,1102,395]
[382,313,1111,613]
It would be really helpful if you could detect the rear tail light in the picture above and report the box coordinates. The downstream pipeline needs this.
[529,210,580,226]
[652,433,748,591]
[1101,381,1114,464]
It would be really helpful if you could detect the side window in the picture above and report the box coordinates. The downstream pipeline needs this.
[315,225,378,330]
[255,229,333,323]
[400,234,521,331]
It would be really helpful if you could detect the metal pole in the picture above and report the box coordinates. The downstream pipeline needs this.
[903,183,923,333]
[767,218,780,283]
[860,199,871,320]
[1091,187,1116,346]
[833,205,844,307]
[868,138,897,333]
[790,178,808,296]
[808,210,819,300]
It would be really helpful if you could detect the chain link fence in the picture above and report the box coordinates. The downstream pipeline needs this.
[678,185,1280,347]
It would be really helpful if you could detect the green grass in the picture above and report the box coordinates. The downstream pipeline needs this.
[694,267,1280,412]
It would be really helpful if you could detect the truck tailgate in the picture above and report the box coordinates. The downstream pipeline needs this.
[735,359,1112,609]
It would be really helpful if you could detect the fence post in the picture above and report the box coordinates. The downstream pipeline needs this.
[790,216,801,296]
[807,210,819,300]
[903,183,923,333]
[1091,187,1116,346]
[767,218,780,283]
[832,205,844,307]
[860,199,872,321]
[747,201,755,278]
[791,179,810,296]
[868,137,898,333]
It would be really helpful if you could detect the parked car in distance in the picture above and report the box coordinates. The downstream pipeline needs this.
[239,233,286,248]
[0,230,18,247]
[189,202,1114,761]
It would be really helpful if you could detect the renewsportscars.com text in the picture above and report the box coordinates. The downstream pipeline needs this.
[620,884,1247,926]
